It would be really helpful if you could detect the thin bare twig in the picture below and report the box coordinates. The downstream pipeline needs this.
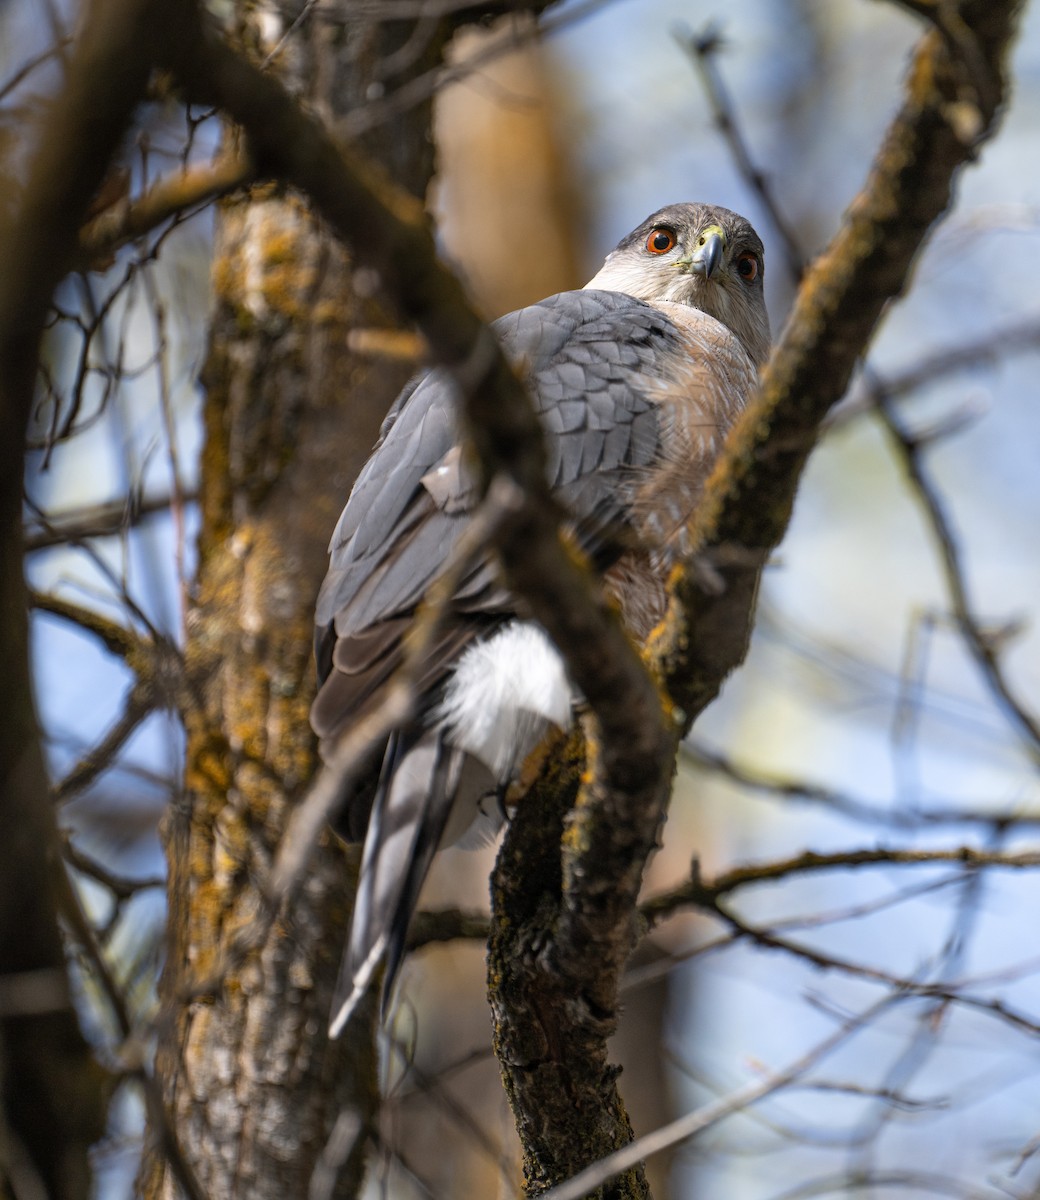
[831,315,1040,428]
[406,906,490,948]
[62,838,164,900]
[341,0,624,138]
[77,151,251,268]
[874,390,1040,758]
[24,489,197,552]
[683,890,1040,1042]
[681,740,1040,830]
[53,681,157,802]
[55,863,207,1200]
[29,589,144,662]
[673,22,805,284]
[140,266,190,630]
[642,844,1040,925]
[29,589,186,718]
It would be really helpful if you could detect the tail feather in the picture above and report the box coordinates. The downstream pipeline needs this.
[379,734,463,1010]
[328,729,471,1037]
[328,622,574,1038]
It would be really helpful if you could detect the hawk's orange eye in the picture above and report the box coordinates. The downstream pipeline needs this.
[736,252,759,282]
[645,228,677,255]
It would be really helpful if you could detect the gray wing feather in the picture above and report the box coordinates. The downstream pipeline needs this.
[314,290,685,741]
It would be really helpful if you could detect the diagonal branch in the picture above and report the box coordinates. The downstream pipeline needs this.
[52,679,157,802]
[540,995,899,1200]
[24,489,198,552]
[683,739,1040,830]
[652,0,1025,728]
[641,844,1040,927]
[874,393,1040,756]
[30,589,146,662]
[30,589,188,718]
[674,22,806,284]
[76,151,252,268]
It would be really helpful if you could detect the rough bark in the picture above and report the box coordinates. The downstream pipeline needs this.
[143,7,451,1198]
[489,735,658,1200]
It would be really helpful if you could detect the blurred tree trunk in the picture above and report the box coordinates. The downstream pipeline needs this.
[434,14,583,318]
[143,7,449,1196]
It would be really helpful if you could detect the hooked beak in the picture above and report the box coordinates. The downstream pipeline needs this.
[684,224,727,281]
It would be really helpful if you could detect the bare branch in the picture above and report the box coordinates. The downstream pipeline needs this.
[340,0,619,139]
[53,682,157,802]
[0,39,71,104]
[406,906,491,948]
[830,314,1040,428]
[682,740,1040,830]
[874,391,1040,757]
[674,22,806,283]
[29,589,146,662]
[77,150,252,268]
[24,489,196,552]
[62,838,164,901]
[29,589,187,726]
[642,844,1040,926]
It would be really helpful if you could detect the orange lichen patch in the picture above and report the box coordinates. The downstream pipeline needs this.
[560,731,600,856]
[259,259,319,319]
[261,228,301,265]
[211,254,234,302]
[213,803,251,874]
[907,32,942,108]
[509,725,568,803]
[212,203,325,331]
[312,297,354,327]
[187,811,217,878]
[183,731,233,796]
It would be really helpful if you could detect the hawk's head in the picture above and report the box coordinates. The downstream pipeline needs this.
[584,202,770,369]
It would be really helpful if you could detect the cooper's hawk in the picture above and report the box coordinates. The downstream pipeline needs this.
[312,203,770,1036]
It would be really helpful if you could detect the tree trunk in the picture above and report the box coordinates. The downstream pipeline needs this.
[143,7,447,1195]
